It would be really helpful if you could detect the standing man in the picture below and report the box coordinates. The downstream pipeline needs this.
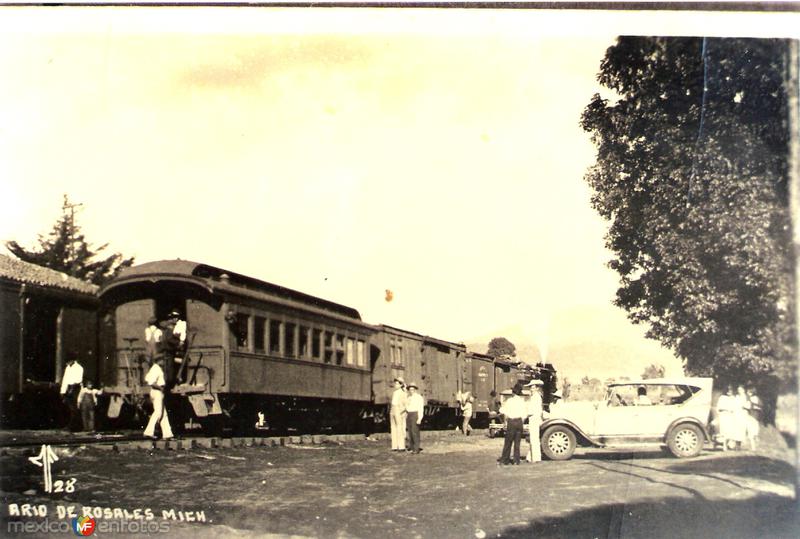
[498,383,527,465]
[461,394,474,436]
[144,316,162,361]
[78,381,102,433]
[143,356,173,440]
[405,382,424,454]
[390,377,408,451]
[59,351,83,432]
[161,310,185,388]
[526,379,544,463]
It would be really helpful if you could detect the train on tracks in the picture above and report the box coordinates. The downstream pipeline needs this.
[3,257,557,434]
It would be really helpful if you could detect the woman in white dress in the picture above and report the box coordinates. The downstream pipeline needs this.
[743,387,761,451]
[716,386,738,451]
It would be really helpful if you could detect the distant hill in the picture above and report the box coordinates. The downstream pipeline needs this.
[466,305,683,381]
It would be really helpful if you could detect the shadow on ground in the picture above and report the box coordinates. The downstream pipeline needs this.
[501,493,798,539]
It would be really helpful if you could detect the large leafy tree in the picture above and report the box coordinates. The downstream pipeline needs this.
[487,337,516,359]
[581,37,796,402]
[6,195,134,285]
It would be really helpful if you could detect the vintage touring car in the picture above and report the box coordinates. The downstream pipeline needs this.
[540,378,713,460]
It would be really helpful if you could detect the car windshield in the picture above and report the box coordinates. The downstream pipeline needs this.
[606,383,701,406]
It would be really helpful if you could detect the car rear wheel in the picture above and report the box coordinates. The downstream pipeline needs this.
[542,425,576,460]
[667,423,704,458]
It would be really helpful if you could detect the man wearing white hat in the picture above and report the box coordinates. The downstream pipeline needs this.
[526,379,544,463]
[390,377,408,451]
[405,382,424,453]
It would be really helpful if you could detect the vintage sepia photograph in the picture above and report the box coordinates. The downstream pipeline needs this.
[0,3,798,537]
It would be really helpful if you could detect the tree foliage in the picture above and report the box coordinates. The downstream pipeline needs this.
[487,337,516,358]
[641,363,666,380]
[582,37,796,393]
[6,195,134,286]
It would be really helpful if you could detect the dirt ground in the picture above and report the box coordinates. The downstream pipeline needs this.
[1,430,797,538]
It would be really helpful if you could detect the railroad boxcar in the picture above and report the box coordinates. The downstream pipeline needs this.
[98,260,376,433]
[466,351,494,426]
[0,254,99,428]
[370,324,471,428]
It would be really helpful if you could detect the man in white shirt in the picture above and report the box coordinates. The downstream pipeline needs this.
[498,383,527,465]
[60,351,84,432]
[144,316,163,360]
[405,382,424,453]
[143,357,173,440]
[390,377,408,451]
[169,310,187,345]
[525,380,544,463]
[461,395,474,436]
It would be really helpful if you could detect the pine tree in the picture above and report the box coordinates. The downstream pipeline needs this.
[6,194,134,286]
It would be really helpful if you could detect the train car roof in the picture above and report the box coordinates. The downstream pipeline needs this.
[377,324,466,350]
[466,351,494,361]
[102,259,364,321]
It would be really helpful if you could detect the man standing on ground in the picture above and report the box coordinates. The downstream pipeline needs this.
[405,382,424,453]
[143,356,173,440]
[390,377,408,451]
[526,379,544,463]
[498,383,527,465]
[59,351,83,432]
[461,394,474,436]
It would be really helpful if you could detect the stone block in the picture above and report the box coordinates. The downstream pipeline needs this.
[289,436,301,444]
[312,435,325,445]
[300,435,313,445]
[193,438,213,449]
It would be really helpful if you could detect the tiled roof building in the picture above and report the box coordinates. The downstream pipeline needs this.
[0,254,98,296]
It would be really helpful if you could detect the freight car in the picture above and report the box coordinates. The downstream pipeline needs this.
[97,259,544,434]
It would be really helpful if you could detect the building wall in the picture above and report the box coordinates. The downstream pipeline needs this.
[0,282,22,394]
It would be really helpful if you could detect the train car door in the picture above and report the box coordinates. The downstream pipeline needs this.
[471,357,492,412]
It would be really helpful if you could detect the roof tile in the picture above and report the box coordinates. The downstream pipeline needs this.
[0,254,98,295]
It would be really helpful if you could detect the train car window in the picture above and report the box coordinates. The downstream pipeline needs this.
[299,326,310,358]
[286,323,297,358]
[254,316,266,352]
[324,332,333,363]
[312,329,322,360]
[235,313,249,349]
[335,335,345,365]
[357,340,365,367]
[346,338,355,365]
[269,320,281,355]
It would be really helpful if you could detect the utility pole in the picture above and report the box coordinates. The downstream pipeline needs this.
[61,194,83,269]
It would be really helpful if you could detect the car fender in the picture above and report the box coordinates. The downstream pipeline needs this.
[664,417,710,443]
[540,418,603,447]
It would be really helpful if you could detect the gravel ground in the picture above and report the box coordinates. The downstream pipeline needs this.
[1,430,797,538]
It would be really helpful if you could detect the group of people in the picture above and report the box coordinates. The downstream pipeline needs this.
[59,351,102,432]
[716,384,761,451]
[497,379,544,466]
[141,310,188,440]
[389,377,426,453]
[59,309,188,439]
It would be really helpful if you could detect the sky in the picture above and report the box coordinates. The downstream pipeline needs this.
[1,7,797,378]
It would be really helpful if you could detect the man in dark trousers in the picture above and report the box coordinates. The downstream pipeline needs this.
[405,382,424,453]
[161,311,185,389]
[59,351,84,432]
[498,383,527,465]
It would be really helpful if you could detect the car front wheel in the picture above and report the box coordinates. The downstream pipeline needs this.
[542,425,576,460]
[667,423,704,458]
